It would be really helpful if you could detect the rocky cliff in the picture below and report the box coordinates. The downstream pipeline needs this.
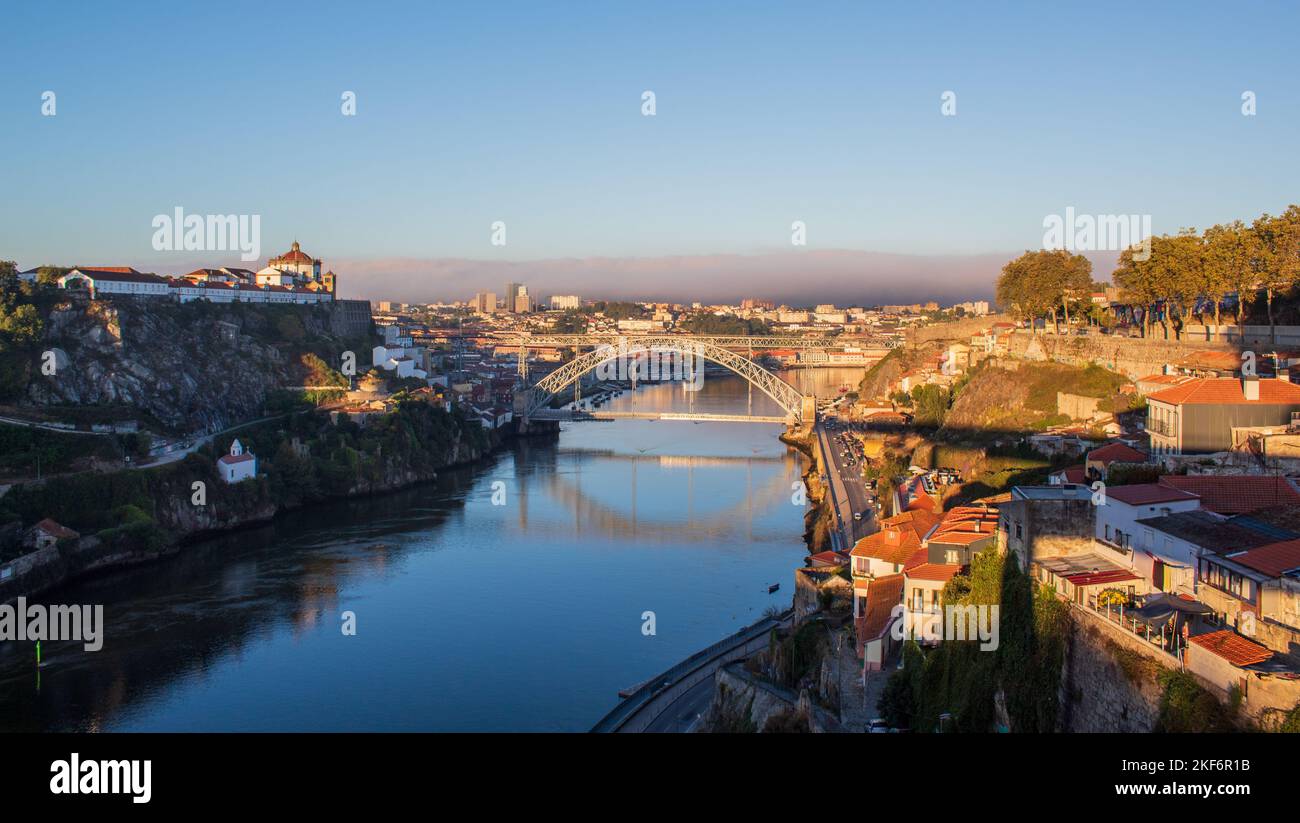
[23,299,357,433]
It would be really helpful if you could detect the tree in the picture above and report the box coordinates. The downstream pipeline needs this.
[1249,209,1300,343]
[1203,221,1252,326]
[996,250,1091,333]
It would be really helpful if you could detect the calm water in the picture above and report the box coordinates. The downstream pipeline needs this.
[0,368,862,732]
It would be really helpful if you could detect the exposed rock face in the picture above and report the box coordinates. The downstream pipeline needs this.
[25,299,342,433]
[1058,615,1163,732]
[702,663,843,733]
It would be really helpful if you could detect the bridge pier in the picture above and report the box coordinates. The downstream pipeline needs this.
[801,395,817,430]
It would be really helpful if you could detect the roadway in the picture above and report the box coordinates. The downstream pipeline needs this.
[815,421,877,551]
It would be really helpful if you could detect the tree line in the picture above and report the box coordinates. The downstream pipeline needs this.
[996,205,1300,341]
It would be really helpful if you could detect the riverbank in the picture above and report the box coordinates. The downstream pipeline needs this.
[0,406,555,605]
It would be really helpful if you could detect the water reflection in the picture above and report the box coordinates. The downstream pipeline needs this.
[0,371,856,731]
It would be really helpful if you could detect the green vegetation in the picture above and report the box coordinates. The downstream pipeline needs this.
[678,314,771,335]
[1153,670,1237,732]
[996,249,1093,331]
[0,401,490,550]
[0,423,124,478]
[878,548,1070,732]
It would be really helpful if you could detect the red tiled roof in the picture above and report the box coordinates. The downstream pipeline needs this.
[74,268,166,284]
[218,453,255,465]
[905,563,963,583]
[850,510,940,564]
[33,518,79,539]
[1055,465,1088,484]
[1188,629,1273,667]
[1105,483,1200,506]
[1226,539,1300,578]
[1157,475,1300,515]
[1061,568,1141,586]
[1147,377,1300,406]
[856,573,904,641]
[807,550,847,566]
[1087,442,1147,465]
[76,266,139,273]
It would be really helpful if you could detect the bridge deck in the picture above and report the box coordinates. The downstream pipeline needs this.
[531,410,789,424]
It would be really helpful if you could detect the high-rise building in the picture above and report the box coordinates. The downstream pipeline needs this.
[504,282,525,312]
[550,294,582,310]
[513,286,532,313]
[473,291,497,314]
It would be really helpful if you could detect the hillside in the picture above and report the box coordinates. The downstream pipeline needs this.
[7,298,367,435]
[941,360,1131,434]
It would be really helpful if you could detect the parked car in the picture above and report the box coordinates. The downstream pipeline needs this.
[867,719,889,733]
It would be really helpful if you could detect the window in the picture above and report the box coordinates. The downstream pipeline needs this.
[1104,524,1111,541]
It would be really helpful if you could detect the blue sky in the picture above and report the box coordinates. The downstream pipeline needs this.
[2,0,1298,302]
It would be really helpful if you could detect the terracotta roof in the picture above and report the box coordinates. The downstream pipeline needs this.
[1087,442,1147,465]
[1061,568,1141,586]
[1104,483,1200,506]
[1147,377,1300,406]
[218,453,255,465]
[272,241,313,264]
[808,550,847,566]
[905,563,963,583]
[33,518,79,539]
[850,510,940,564]
[73,268,167,284]
[1226,539,1300,578]
[856,573,904,641]
[1188,629,1273,667]
[76,266,139,273]
[1054,465,1088,484]
[1157,475,1300,515]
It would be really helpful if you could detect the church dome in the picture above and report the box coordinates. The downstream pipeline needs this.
[274,241,313,264]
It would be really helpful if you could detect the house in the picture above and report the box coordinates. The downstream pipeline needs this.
[1084,442,1147,481]
[1133,510,1277,597]
[856,572,904,669]
[1196,538,1300,660]
[901,562,964,644]
[848,509,939,616]
[999,485,1096,569]
[1095,483,1201,587]
[922,505,999,565]
[23,518,80,551]
[58,267,170,298]
[218,438,257,483]
[1146,376,1300,455]
[1156,474,1300,515]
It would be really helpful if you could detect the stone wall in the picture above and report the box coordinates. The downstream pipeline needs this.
[1007,331,1233,380]
[1059,611,1164,732]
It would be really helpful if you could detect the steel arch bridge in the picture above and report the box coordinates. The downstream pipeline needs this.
[524,337,811,423]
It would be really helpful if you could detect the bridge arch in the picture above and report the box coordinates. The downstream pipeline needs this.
[525,337,810,422]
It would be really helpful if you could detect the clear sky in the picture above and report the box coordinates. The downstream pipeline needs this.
[3,0,1298,303]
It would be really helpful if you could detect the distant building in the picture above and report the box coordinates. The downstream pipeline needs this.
[550,294,582,310]
[473,292,498,314]
[218,439,257,483]
[741,298,774,310]
[23,518,80,551]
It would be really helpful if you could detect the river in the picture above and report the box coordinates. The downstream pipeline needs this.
[0,368,864,732]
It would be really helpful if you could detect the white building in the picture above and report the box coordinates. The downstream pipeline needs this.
[550,295,582,310]
[218,439,257,483]
[1095,483,1201,589]
[59,268,171,298]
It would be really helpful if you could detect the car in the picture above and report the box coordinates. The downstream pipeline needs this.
[853,512,863,521]
[866,719,889,733]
